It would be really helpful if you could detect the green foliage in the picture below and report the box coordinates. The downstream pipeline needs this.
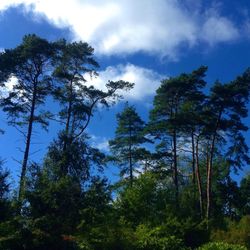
[239,175,250,215]
[0,165,10,222]
[115,172,173,225]
[211,216,250,249]
[197,242,247,250]
[44,133,106,180]
[135,224,188,250]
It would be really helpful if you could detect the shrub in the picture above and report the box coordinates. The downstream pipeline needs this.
[211,215,250,248]
[135,224,189,250]
[197,242,247,250]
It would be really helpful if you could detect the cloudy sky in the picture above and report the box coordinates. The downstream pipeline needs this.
[0,0,250,180]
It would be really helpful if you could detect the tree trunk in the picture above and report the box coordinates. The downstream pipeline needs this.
[18,83,37,204]
[191,131,196,185]
[129,119,133,187]
[206,147,213,221]
[173,129,179,207]
[64,81,73,148]
[195,137,203,219]
[62,81,73,174]
[206,109,222,222]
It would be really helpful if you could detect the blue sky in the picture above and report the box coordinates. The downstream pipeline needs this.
[0,0,250,183]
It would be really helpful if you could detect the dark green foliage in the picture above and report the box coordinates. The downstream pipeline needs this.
[239,175,250,215]
[0,164,11,222]
[24,164,82,249]
[44,132,106,180]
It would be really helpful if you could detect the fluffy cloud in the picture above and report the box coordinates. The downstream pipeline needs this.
[0,76,18,98]
[90,134,110,152]
[85,64,164,100]
[0,0,241,58]
[201,15,239,45]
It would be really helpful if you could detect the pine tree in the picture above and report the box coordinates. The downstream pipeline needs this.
[205,69,250,221]
[109,104,149,186]
[52,40,134,173]
[0,34,55,204]
[148,66,207,207]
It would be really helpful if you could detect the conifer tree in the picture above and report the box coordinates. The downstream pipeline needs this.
[148,66,207,207]
[0,34,55,203]
[205,69,250,221]
[109,104,149,186]
[52,40,134,173]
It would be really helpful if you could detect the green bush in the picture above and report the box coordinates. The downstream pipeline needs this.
[135,224,189,250]
[197,242,247,250]
[211,215,250,249]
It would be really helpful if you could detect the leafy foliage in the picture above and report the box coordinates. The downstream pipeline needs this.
[197,242,247,250]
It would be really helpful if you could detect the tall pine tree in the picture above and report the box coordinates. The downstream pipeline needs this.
[0,34,55,204]
[52,40,134,174]
[148,66,207,207]
[109,104,149,186]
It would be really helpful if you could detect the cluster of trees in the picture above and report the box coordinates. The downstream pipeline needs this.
[0,34,250,249]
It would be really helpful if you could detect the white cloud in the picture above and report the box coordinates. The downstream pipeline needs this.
[85,64,164,100]
[90,134,110,152]
[1,76,18,98]
[1,76,29,105]
[0,0,241,58]
[201,15,239,45]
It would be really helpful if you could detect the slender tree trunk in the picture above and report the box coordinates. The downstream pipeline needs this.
[129,120,133,187]
[62,81,73,174]
[206,109,222,222]
[18,83,37,203]
[64,81,73,149]
[173,129,179,207]
[191,131,196,185]
[129,144,133,187]
[195,137,203,219]
[65,99,72,140]
[206,147,213,221]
